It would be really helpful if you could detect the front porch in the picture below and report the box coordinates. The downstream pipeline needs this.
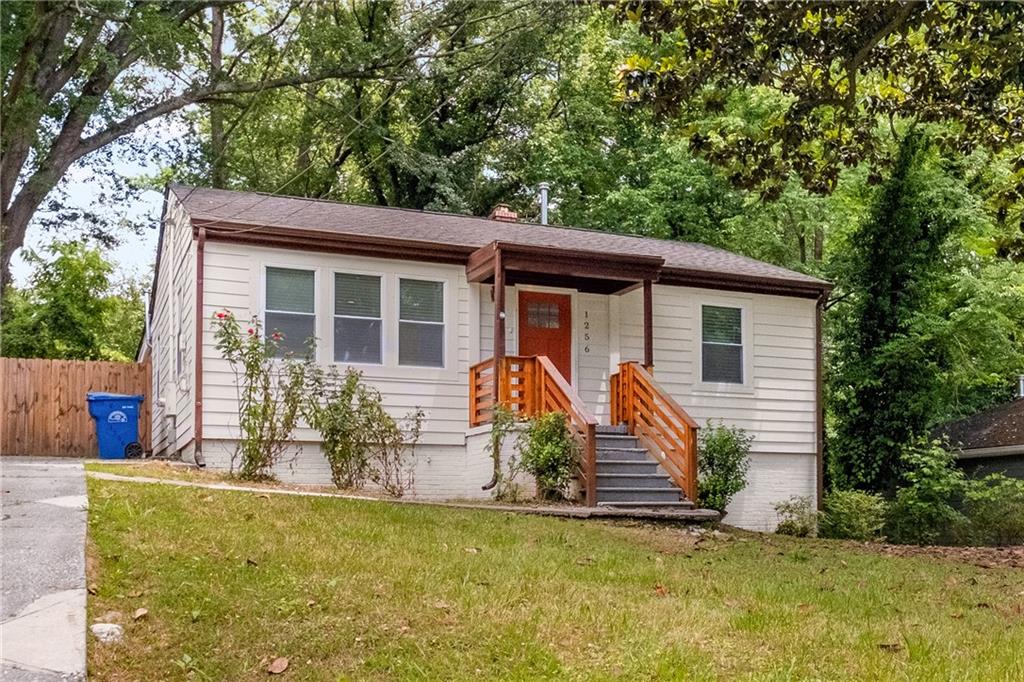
[464,239,699,508]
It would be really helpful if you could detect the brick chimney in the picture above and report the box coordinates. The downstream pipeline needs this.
[488,204,518,223]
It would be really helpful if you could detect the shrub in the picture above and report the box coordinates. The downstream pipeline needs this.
[819,489,888,541]
[212,312,310,480]
[518,412,578,500]
[305,366,423,496]
[885,438,967,545]
[774,496,819,537]
[961,474,1024,546]
[697,420,752,512]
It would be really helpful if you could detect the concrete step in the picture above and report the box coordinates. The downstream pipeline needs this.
[597,500,696,510]
[596,473,676,489]
[595,424,629,435]
[594,434,641,448]
[596,459,662,475]
[595,447,650,462]
[595,486,683,504]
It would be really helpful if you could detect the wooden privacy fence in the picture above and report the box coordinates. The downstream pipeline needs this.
[1,358,150,457]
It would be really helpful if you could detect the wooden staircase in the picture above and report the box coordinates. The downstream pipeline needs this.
[470,357,700,510]
[594,425,694,508]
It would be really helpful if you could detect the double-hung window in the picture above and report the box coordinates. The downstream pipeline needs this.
[701,305,743,384]
[334,272,382,364]
[264,266,315,355]
[398,278,444,367]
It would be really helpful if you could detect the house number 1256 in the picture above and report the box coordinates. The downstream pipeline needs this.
[583,310,591,353]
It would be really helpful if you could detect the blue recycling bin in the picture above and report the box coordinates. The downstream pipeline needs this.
[87,392,144,459]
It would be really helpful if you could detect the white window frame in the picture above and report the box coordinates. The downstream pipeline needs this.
[694,295,754,394]
[331,269,385,367]
[261,264,318,358]
[397,276,447,369]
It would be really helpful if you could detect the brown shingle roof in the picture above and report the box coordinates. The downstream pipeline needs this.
[940,399,1024,452]
[169,184,830,292]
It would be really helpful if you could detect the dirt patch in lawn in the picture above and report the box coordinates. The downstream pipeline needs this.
[871,542,1024,569]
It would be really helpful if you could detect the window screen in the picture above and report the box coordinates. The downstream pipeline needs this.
[701,305,743,383]
[398,278,444,367]
[265,267,315,355]
[334,272,381,364]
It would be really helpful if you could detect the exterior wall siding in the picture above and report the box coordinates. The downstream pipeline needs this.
[164,236,818,530]
[201,242,472,447]
[619,284,818,530]
[147,194,197,457]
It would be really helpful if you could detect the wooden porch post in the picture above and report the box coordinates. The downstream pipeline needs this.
[493,247,506,408]
[643,279,654,369]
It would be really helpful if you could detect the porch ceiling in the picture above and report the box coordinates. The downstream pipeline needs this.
[466,241,664,295]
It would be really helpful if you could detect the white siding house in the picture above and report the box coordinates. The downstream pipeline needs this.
[143,184,829,530]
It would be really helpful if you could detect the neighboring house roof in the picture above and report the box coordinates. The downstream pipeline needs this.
[168,184,830,296]
[940,399,1024,457]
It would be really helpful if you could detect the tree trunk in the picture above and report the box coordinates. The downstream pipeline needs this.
[209,6,227,188]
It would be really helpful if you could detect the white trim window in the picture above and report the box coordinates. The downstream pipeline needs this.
[701,304,743,384]
[333,272,382,364]
[264,266,316,355]
[398,278,444,367]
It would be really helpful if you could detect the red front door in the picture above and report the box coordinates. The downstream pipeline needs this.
[518,291,572,382]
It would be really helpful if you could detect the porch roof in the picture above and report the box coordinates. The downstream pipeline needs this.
[171,184,831,298]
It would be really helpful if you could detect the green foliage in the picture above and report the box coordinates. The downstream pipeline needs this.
[614,1,1024,199]
[828,132,972,491]
[211,312,309,480]
[696,420,752,512]
[0,241,145,361]
[960,475,1024,547]
[885,439,967,546]
[819,490,887,542]
[517,412,579,500]
[774,496,818,538]
[305,366,423,497]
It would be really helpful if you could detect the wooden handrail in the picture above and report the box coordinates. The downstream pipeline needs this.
[611,361,699,502]
[468,355,599,504]
[469,357,496,427]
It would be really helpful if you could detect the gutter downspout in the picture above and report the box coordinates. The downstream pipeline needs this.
[193,227,206,467]
[815,291,826,510]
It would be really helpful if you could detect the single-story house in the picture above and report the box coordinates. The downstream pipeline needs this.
[939,384,1024,479]
[138,183,831,530]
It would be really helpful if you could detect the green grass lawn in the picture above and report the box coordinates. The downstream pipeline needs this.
[86,478,1024,681]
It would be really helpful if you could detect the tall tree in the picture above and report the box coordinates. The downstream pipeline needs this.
[827,131,974,491]
[190,1,570,215]
[1,241,145,361]
[612,0,1024,200]
[0,0,518,286]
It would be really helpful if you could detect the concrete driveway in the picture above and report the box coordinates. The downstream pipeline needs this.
[1,458,87,681]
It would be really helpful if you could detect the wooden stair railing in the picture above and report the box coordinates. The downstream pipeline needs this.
[610,361,699,502]
[469,355,599,504]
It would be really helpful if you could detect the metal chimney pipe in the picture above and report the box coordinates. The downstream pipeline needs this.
[538,182,550,225]
[1018,374,1024,399]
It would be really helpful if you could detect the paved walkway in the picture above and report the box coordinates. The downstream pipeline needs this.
[87,470,720,522]
[1,458,87,681]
